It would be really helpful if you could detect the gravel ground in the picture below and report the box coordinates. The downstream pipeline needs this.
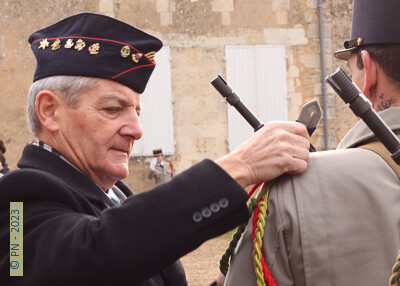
[181,232,233,286]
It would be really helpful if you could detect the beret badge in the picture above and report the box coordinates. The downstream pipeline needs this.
[132,53,143,63]
[74,39,86,51]
[38,39,49,50]
[120,45,131,58]
[51,39,61,51]
[88,43,100,55]
[65,39,74,49]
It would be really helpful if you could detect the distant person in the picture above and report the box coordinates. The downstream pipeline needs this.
[148,148,173,185]
[0,140,9,175]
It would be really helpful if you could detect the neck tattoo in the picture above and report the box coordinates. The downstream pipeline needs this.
[377,93,396,111]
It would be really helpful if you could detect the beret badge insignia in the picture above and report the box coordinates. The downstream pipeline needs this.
[64,39,74,49]
[120,45,131,58]
[132,53,143,63]
[88,43,100,55]
[51,39,61,51]
[145,51,156,62]
[74,39,86,51]
[38,38,50,50]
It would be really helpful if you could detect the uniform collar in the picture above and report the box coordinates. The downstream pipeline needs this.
[337,107,400,149]
[17,144,117,208]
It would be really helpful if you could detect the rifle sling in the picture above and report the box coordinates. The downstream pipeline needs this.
[358,141,400,179]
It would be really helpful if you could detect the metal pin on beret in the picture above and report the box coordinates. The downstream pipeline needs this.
[334,0,400,61]
[28,12,163,93]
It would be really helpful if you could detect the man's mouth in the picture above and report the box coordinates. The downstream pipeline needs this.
[112,148,130,156]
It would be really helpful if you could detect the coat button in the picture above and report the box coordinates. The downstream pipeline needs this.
[210,202,220,213]
[193,211,203,223]
[219,198,229,208]
[202,207,212,218]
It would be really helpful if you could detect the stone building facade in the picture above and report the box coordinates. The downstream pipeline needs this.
[0,0,356,192]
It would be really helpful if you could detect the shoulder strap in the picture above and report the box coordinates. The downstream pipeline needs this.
[358,141,400,179]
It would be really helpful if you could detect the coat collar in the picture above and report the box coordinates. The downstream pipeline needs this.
[337,107,400,149]
[17,144,132,208]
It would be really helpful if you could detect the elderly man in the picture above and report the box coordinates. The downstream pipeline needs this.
[223,1,400,285]
[0,13,310,285]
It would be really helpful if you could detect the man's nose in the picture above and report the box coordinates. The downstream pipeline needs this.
[120,109,143,140]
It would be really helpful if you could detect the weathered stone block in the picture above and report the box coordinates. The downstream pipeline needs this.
[272,0,290,11]
[299,54,320,69]
[160,12,172,25]
[211,0,233,12]
[276,11,288,25]
[263,28,308,45]
[287,65,300,78]
[221,11,231,25]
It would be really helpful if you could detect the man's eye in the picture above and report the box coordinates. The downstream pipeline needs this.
[105,107,121,113]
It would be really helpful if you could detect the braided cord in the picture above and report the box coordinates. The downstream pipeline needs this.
[219,180,276,276]
[219,222,247,275]
[390,250,400,285]
[252,187,276,286]
[252,198,267,286]
[219,183,262,275]
[219,196,260,275]
[220,176,400,286]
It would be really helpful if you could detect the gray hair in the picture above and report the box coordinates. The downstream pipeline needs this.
[27,76,98,137]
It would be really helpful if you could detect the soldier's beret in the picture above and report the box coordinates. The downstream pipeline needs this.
[334,0,400,60]
[28,12,163,94]
[153,149,163,156]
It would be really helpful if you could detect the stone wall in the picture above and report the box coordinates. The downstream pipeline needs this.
[0,0,356,192]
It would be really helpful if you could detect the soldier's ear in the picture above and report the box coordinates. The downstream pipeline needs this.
[360,50,377,98]
[35,90,62,133]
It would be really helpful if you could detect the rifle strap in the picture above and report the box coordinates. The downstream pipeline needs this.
[358,141,400,179]
[358,141,400,285]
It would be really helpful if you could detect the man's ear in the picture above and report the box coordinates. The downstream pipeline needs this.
[35,90,62,133]
[360,50,378,98]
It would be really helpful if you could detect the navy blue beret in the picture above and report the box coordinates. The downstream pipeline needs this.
[334,0,400,60]
[28,12,163,94]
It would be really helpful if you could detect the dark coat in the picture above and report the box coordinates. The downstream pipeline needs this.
[0,161,9,174]
[0,144,249,285]
[0,140,5,154]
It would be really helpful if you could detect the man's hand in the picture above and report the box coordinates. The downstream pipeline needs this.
[216,121,310,188]
[149,158,157,171]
